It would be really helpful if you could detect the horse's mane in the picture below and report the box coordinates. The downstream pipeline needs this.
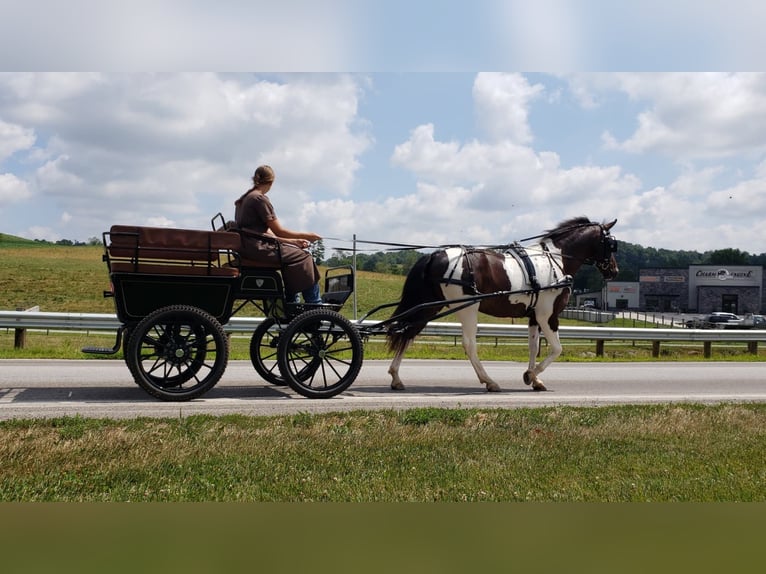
[543,216,593,240]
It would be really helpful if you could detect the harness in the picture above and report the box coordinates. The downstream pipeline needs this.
[439,244,569,315]
[434,222,616,316]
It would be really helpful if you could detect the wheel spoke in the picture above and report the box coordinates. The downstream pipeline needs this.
[126,306,229,400]
[277,310,363,398]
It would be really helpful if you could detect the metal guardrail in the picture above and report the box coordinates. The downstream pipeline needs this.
[3,310,766,357]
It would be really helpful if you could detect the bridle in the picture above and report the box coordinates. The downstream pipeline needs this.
[584,224,618,275]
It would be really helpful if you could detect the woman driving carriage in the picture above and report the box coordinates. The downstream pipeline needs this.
[233,165,322,304]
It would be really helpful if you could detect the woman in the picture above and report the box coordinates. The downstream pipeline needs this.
[234,165,322,304]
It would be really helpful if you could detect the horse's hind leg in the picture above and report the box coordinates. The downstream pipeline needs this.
[455,306,501,392]
[388,341,411,390]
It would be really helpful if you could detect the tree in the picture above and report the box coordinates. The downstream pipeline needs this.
[703,248,750,265]
[309,239,325,265]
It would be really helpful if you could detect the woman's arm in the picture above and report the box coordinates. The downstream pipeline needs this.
[266,217,321,247]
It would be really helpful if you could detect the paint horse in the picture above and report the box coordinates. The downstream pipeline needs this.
[386,217,618,392]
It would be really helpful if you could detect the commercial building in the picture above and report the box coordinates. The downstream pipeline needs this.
[606,282,640,310]
[638,265,764,314]
[575,265,765,313]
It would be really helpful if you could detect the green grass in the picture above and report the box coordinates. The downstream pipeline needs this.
[1,405,764,501]
[0,244,113,313]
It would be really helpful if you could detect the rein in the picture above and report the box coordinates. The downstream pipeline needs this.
[326,221,617,276]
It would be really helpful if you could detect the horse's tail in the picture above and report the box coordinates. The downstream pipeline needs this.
[386,251,446,354]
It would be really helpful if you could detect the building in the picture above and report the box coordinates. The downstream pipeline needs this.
[605,281,640,310]
[639,268,688,312]
[638,265,764,314]
[688,265,763,314]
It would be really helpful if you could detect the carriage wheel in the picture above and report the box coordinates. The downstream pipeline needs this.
[126,305,228,401]
[121,326,139,384]
[277,309,363,399]
[250,318,323,386]
[249,318,287,386]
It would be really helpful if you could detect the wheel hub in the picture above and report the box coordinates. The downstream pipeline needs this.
[164,339,189,364]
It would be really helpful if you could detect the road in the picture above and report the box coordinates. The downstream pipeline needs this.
[1,359,765,419]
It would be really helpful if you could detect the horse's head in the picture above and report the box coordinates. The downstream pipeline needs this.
[545,217,619,279]
[592,219,619,280]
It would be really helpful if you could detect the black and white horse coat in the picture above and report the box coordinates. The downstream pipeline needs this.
[386,217,619,392]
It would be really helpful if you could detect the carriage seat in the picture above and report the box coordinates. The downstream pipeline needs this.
[107,225,241,277]
[211,213,283,270]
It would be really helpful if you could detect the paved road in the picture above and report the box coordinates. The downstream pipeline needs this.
[1,359,765,419]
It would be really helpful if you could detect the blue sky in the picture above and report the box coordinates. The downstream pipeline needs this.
[2,3,766,256]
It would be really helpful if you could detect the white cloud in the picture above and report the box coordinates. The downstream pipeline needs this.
[4,71,766,256]
[0,73,372,239]
[592,73,766,160]
[0,119,36,161]
[0,173,32,204]
[472,73,544,143]
[21,226,60,242]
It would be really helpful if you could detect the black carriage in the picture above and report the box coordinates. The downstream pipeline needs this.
[83,215,362,401]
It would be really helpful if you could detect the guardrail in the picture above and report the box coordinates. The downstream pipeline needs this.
[3,309,766,358]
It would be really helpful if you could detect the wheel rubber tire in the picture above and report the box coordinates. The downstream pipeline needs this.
[249,318,287,386]
[126,304,228,401]
[277,309,363,399]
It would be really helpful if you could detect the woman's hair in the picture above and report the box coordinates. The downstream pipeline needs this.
[252,165,275,187]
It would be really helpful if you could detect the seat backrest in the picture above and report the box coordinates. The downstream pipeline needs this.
[106,225,242,277]
[322,266,354,305]
[108,225,241,261]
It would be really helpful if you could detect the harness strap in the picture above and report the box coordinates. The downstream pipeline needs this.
[506,243,541,293]
[441,248,480,294]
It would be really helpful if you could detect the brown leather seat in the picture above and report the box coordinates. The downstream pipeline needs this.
[107,225,241,277]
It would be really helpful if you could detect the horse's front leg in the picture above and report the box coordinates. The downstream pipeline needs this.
[523,323,563,391]
[523,325,547,391]
[455,306,501,392]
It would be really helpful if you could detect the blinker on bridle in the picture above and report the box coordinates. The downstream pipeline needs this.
[578,224,617,272]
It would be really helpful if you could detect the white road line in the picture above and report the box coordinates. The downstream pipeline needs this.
[0,388,23,403]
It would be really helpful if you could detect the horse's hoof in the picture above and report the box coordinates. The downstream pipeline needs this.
[532,381,547,392]
[486,382,501,392]
[391,382,406,391]
[523,370,533,386]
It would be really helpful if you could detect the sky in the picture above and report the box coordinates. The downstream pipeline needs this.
[2,2,766,257]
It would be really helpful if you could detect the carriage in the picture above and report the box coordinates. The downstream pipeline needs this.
[83,214,364,401]
[83,214,618,401]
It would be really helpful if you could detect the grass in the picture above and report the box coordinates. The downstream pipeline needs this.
[0,244,113,314]
[1,404,765,502]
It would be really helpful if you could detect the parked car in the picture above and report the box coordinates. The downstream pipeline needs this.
[685,312,743,329]
[743,314,766,329]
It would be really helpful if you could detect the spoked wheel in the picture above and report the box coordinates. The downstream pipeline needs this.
[277,309,363,399]
[249,318,287,386]
[126,305,229,401]
[250,317,323,386]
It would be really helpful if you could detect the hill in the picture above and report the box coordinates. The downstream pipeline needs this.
[0,233,39,247]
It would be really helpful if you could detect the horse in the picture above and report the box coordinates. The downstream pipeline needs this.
[385,217,619,392]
